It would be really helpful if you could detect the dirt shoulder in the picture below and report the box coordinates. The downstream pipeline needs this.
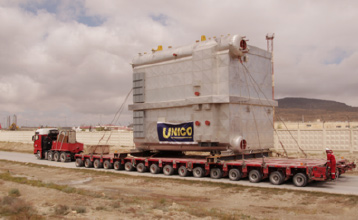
[0,160,358,219]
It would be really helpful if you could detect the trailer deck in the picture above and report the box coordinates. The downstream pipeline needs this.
[74,152,355,187]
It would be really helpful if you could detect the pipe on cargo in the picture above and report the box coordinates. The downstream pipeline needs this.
[230,136,247,153]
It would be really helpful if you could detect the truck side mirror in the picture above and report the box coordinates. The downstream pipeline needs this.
[32,136,35,141]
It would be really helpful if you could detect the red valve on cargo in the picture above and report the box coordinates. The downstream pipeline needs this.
[194,92,200,96]
[205,120,210,126]
[173,53,177,56]
[195,121,201,126]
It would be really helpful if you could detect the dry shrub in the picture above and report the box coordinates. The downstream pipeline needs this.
[0,195,37,218]
[73,206,86,214]
[54,204,69,215]
[8,188,21,197]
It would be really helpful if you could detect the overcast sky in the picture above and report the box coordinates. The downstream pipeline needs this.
[0,0,357,127]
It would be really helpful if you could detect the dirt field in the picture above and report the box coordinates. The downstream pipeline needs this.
[0,160,357,219]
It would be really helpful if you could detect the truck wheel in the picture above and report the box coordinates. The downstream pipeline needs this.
[193,167,205,178]
[103,160,112,169]
[53,152,60,162]
[125,162,134,171]
[228,168,241,181]
[136,163,147,173]
[178,166,189,177]
[210,168,222,179]
[47,151,53,161]
[93,159,103,169]
[269,171,284,185]
[113,161,123,170]
[163,165,174,176]
[150,164,160,174]
[75,158,83,167]
[84,159,93,168]
[36,151,41,160]
[60,152,67,163]
[293,173,308,187]
[249,170,262,183]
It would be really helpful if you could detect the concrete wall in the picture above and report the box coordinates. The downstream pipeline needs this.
[0,130,134,147]
[274,128,358,153]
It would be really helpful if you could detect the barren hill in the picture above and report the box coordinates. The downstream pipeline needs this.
[276,98,358,122]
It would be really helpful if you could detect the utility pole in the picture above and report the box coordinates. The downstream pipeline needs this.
[266,33,275,124]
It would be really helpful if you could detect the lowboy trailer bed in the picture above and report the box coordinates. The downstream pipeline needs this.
[74,152,355,187]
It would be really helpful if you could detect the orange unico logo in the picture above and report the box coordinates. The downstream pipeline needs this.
[163,127,193,139]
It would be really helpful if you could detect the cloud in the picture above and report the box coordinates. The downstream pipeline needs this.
[0,0,358,127]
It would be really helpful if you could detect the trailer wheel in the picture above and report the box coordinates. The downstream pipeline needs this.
[136,163,147,173]
[249,170,262,183]
[193,167,205,178]
[163,165,174,176]
[210,168,222,179]
[178,166,189,177]
[75,158,83,167]
[36,151,41,160]
[228,168,241,181]
[53,152,60,162]
[269,171,284,185]
[150,164,161,174]
[47,151,53,161]
[103,160,112,169]
[293,173,308,187]
[60,152,67,163]
[113,161,123,170]
[93,159,103,169]
[84,159,93,168]
[125,162,135,171]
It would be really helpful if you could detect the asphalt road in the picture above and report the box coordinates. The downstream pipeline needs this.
[1,151,357,196]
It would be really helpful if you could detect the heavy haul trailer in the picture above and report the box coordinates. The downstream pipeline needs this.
[33,128,84,162]
[74,152,355,187]
[74,34,355,187]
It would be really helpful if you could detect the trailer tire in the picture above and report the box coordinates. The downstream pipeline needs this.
[228,168,241,181]
[113,161,123,170]
[36,151,41,160]
[47,151,53,161]
[93,159,103,169]
[210,168,222,179]
[163,165,174,176]
[178,166,189,177]
[103,160,112,169]
[293,173,308,187]
[53,152,60,162]
[75,158,83,167]
[84,159,93,168]
[269,171,284,185]
[125,162,135,171]
[193,167,205,178]
[249,169,262,183]
[136,163,147,173]
[150,164,161,174]
[60,152,67,163]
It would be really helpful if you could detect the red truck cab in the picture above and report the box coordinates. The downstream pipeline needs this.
[33,128,84,162]
[33,128,59,159]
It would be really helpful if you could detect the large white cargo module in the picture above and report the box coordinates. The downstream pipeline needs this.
[129,34,277,153]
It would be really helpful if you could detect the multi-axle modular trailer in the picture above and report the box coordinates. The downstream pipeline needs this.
[74,152,355,187]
